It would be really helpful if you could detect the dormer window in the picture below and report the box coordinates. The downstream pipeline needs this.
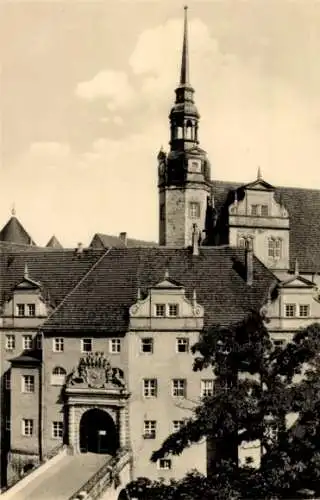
[299,305,310,317]
[251,205,259,216]
[268,238,282,259]
[155,304,165,317]
[28,304,35,317]
[168,304,179,317]
[250,204,269,217]
[17,304,25,317]
[261,205,269,217]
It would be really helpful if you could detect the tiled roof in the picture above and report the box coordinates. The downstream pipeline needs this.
[0,216,36,246]
[90,233,157,249]
[0,248,105,309]
[212,180,320,273]
[42,246,276,333]
[46,235,63,248]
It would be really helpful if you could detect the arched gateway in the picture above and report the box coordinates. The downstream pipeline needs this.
[65,352,130,454]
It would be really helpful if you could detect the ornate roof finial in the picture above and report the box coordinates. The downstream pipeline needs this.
[257,166,262,180]
[24,263,29,279]
[164,268,169,280]
[192,288,197,305]
[294,258,299,276]
[11,203,16,217]
[137,287,141,300]
[180,6,190,85]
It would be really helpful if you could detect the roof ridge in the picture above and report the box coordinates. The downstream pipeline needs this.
[212,178,320,193]
[41,246,114,329]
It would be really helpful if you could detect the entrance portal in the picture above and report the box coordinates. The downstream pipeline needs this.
[79,408,119,455]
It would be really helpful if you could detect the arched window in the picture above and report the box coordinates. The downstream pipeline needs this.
[51,366,67,386]
[185,120,193,140]
[238,237,246,249]
[268,238,282,259]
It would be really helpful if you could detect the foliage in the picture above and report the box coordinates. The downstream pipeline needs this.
[127,312,320,499]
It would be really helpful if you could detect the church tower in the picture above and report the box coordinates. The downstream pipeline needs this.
[158,6,212,247]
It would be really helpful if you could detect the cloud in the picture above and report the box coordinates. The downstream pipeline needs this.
[75,70,136,110]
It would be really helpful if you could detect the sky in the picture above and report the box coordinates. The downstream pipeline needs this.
[1,0,320,247]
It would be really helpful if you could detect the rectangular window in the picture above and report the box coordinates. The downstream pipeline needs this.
[141,338,153,353]
[251,205,259,216]
[110,338,121,354]
[176,338,189,353]
[17,303,25,316]
[143,420,156,439]
[27,304,36,317]
[155,304,165,317]
[81,338,92,353]
[168,304,179,317]
[172,379,186,398]
[22,335,33,350]
[158,459,172,470]
[143,379,157,398]
[189,202,200,219]
[5,417,10,432]
[172,420,184,433]
[53,338,64,352]
[5,334,15,350]
[22,375,35,393]
[274,339,285,347]
[4,372,11,390]
[22,419,33,437]
[201,379,214,397]
[261,205,269,217]
[285,304,296,317]
[299,305,310,317]
[52,421,63,439]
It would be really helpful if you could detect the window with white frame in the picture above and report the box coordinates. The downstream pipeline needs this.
[17,304,25,317]
[143,420,156,439]
[27,304,36,317]
[5,417,10,432]
[4,371,11,390]
[22,335,33,350]
[158,458,172,470]
[110,338,121,354]
[189,202,200,219]
[51,366,66,386]
[22,375,35,393]
[155,304,165,317]
[81,338,92,352]
[22,419,33,437]
[261,205,269,217]
[176,338,189,353]
[168,303,179,317]
[172,420,184,432]
[53,337,64,352]
[141,338,153,353]
[172,379,186,398]
[285,303,296,317]
[52,421,63,439]
[5,334,15,350]
[251,204,259,216]
[201,379,214,397]
[299,305,310,317]
[143,379,157,398]
[268,238,282,259]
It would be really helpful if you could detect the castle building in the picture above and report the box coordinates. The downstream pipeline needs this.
[1,6,320,493]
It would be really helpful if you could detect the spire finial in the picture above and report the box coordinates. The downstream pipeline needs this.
[257,166,262,180]
[24,263,29,279]
[11,203,16,217]
[164,268,169,280]
[294,258,299,276]
[180,6,190,85]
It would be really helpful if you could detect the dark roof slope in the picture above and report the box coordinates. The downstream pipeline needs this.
[42,246,276,333]
[0,248,105,309]
[0,216,36,246]
[90,233,157,249]
[212,181,320,273]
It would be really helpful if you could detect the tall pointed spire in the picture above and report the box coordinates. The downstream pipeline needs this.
[180,6,190,85]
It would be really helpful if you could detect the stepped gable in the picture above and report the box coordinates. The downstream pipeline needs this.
[42,246,276,334]
[0,247,105,310]
[212,180,320,273]
[0,214,36,246]
[46,235,63,249]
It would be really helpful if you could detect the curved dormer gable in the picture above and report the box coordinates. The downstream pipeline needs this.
[129,271,204,331]
[227,172,290,271]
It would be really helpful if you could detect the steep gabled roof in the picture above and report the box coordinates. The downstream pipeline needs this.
[42,246,276,334]
[46,235,63,249]
[0,215,36,246]
[212,180,320,273]
[90,233,157,249]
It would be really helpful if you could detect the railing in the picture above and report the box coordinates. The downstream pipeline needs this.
[69,447,132,500]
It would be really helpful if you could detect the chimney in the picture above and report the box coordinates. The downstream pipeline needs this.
[119,232,127,247]
[192,223,199,256]
[245,239,253,286]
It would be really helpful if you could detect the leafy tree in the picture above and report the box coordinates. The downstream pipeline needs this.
[127,311,320,499]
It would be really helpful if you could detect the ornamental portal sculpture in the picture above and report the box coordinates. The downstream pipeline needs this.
[67,352,125,389]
